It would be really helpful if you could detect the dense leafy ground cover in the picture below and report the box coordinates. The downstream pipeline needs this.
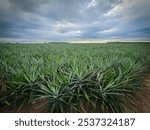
[0,43,150,112]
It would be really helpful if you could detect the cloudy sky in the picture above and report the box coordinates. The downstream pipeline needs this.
[0,0,150,42]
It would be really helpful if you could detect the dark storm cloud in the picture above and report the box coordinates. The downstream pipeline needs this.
[0,0,150,42]
[9,0,48,12]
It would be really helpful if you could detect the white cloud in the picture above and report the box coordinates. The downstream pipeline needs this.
[99,28,118,34]
[53,21,78,30]
[103,0,129,17]
[87,0,97,8]
[104,0,150,18]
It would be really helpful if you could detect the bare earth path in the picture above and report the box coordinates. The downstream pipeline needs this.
[124,75,150,112]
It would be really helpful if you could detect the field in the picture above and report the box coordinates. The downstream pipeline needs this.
[0,43,150,112]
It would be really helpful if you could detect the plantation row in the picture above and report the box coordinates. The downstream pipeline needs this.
[0,43,150,112]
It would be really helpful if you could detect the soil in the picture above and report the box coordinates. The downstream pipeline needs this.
[0,82,7,97]
[124,75,150,112]
[1,98,48,113]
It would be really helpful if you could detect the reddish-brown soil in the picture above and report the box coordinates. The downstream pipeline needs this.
[2,98,48,113]
[124,75,150,112]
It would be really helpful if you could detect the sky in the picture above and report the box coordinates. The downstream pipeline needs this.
[0,0,150,42]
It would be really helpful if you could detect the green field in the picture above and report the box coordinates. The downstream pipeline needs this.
[0,43,150,112]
